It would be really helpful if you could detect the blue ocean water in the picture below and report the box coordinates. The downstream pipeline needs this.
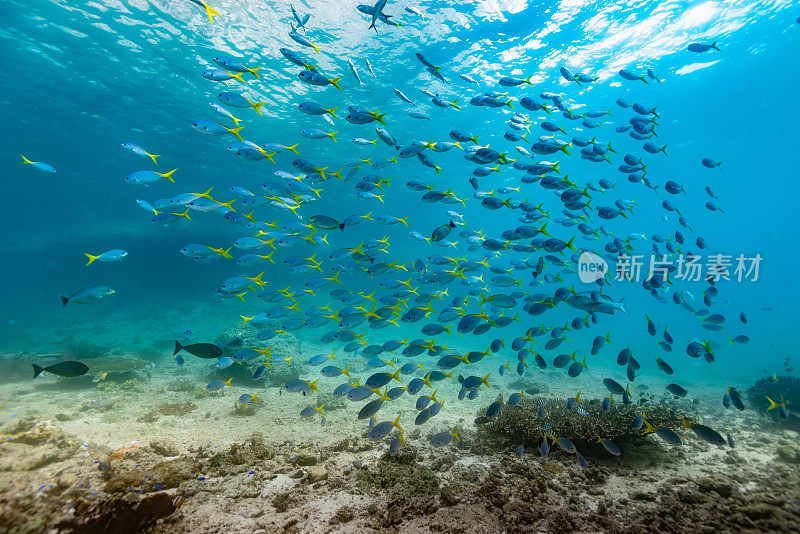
[1,0,799,396]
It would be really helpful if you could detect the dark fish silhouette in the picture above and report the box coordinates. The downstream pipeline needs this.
[32,361,89,378]
[174,340,223,359]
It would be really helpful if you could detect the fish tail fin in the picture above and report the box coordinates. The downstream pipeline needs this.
[228,72,246,83]
[229,126,244,141]
[251,101,266,116]
[330,77,342,90]
[247,66,263,79]
[201,1,220,23]
[32,364,44,378]
[158,168,178,182]
[60,296,70,307]
[376,113,387,125]
[327,131,338,142]
[391,367,403,384]
[766,396,782,410]
[482,373,492,388]
[149,153,161,165]
[20,155,33,165]
[642,417,656,434]
[84,253,98,266]
[537,222,550,237]
[566,236,577,252]
[325,107,338,119]
[173,340,184,355]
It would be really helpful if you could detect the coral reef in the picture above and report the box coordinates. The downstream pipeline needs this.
[0,421,78,472]
[158,402,197,416]
[356,451,440,499]
[85,357,153,379]
[505,378,549,396]
[203,433,278,470]
[166,376,197,392]
[98,379,144,393]
[748,375,800,428]
[1,422,799,533]
[81,395,120,412]
[233,403,257,416]
[480,397,689,453]
[207,324,308,386]
[102,457,197,493]
[316,392,346,411]
[108,445,138,461]
[777,444,800,464]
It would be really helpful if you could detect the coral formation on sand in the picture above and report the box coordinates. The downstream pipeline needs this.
[356,451,441,519]
[84,357,152,377]
[209,324,307,386]
[480,397,688,453]
[158,402,197,416]
[748,375,800,428]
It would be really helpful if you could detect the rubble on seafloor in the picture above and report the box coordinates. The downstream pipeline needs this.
[0,411,799,533]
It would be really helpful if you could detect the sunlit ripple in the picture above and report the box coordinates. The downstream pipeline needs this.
[675,59,720,74]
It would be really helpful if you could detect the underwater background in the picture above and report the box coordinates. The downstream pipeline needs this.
[1,0,799,383]
[1,0,800,532]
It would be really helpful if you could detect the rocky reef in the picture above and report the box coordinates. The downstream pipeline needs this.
[85,356,153,381]
[208,324,308,387]
[1,416,799,533]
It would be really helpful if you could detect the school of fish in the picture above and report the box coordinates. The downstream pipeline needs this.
[28,0,795,466]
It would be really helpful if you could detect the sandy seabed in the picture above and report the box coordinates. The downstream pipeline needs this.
[0,339,799,533]
[0,298,800,534]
